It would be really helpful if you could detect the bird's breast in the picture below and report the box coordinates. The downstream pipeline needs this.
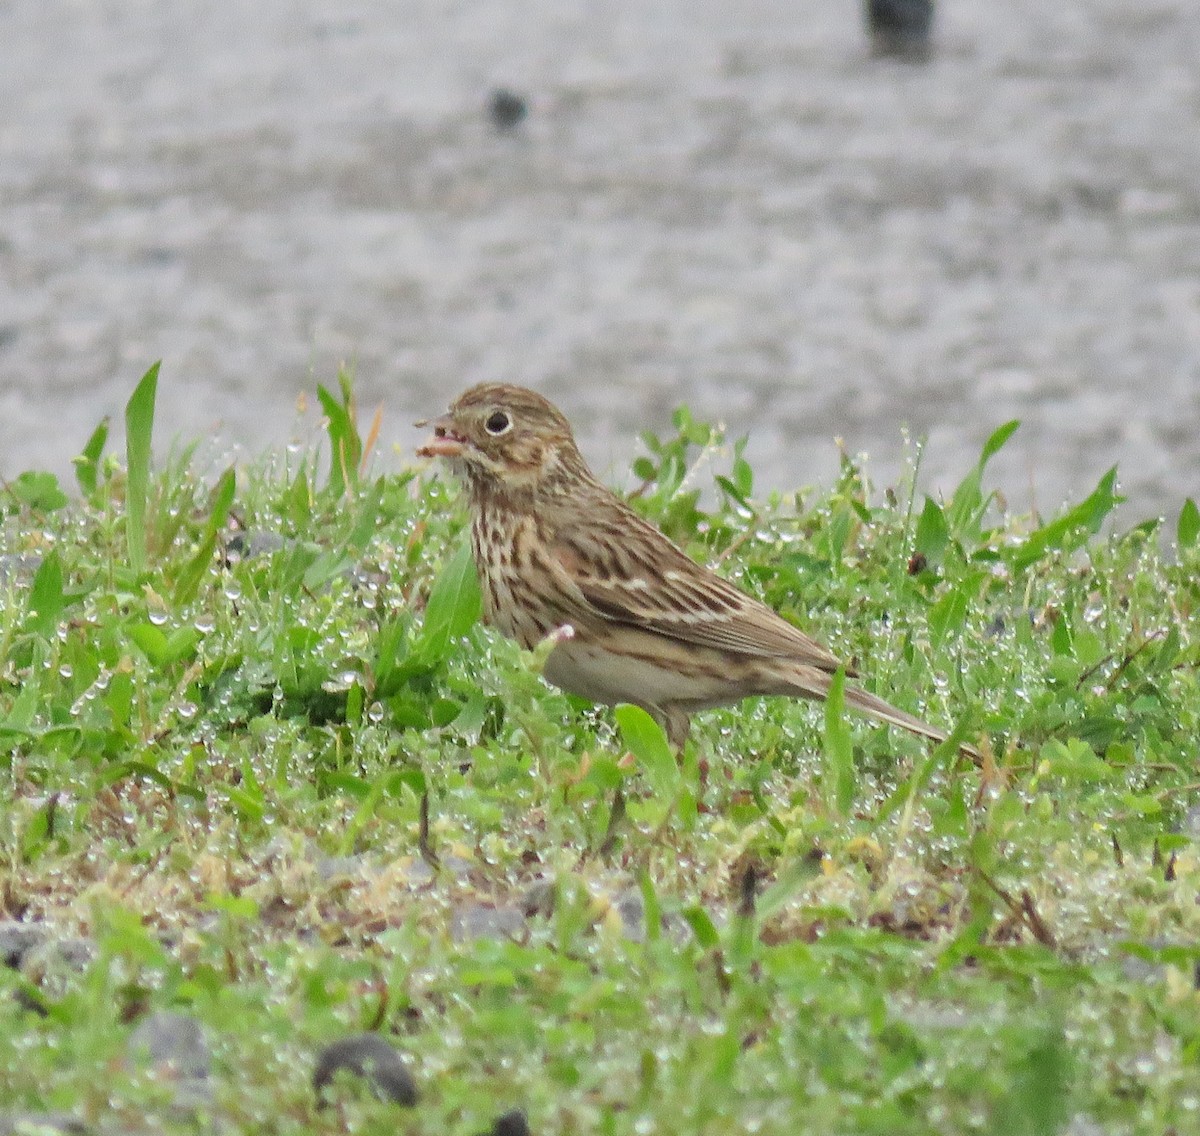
[471,508,566,649]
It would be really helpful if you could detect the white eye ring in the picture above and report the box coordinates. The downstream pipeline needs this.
[485,410,512,435]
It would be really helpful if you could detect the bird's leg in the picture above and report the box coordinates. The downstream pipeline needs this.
[649,705,691,754]
[596,787,626,860]
[656,705,708,809]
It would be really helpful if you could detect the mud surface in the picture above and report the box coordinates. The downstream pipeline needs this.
[2,0,1198,519]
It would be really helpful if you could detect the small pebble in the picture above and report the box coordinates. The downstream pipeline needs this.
[0,921,50,969]
[0,1114,89,1135]
[488,88,528,130]
[0,554,43,587]
[315,854,367,882]
[865,0,933,59]
[481,1109,530,1136]
[20,937,97,997]
[12,987,49,1017]
[450,903,527,943]
[1177,805,1200,840]
[313,1034,417,1107]
[128,1011,213,1082]
[520,880,556,919]
[1061,1116,1108,1136]
[440,854,476,879]
[223,529,286,564]
[616,890,646,941]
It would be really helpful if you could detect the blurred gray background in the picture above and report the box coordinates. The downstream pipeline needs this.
[2,0,1198,519]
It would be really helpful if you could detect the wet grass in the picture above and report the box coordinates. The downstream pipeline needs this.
[1,364,1199,1134]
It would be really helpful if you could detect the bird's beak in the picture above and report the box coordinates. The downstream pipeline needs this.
[415,413,467,459]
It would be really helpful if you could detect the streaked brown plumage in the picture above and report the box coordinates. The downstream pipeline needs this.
[417,383,969,752]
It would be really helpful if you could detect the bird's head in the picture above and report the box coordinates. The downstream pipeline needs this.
[416,383,587,494]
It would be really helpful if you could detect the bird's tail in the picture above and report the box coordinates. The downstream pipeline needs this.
[789,665,978,759]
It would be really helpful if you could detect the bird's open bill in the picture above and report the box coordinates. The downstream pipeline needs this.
[415,414,467,459]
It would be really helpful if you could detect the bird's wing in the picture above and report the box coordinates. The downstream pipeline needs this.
[549,511,846,672]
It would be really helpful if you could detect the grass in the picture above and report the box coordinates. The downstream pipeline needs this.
[1,364,1199,1134]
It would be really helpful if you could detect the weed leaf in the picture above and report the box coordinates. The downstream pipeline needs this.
[615,704,679,800]
[415,538,482,664]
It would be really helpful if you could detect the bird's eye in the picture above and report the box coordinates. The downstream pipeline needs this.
[485,410,512,435]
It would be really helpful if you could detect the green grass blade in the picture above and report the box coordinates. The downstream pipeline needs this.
[73,415,110,497]
[823,669,855,817]
[1011,466,1122,572]
[1177,497,1199,549]
[173,467,237,606]
[124,362,160,577]
[979,419,1021,466]
[316,371,363,497]
[346,477,384,555]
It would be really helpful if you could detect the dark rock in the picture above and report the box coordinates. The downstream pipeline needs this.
[0,921,50,969]
[223,529,286,564]
[616,890,646,941]
[481,1109,530,1136]
[11,987,49,1017]
[865,0,933,59]
[488,88,528,130]
[41,937,95,971]
[520,880,556,919]
[313,1034,417,1107]
[20,937,97,995]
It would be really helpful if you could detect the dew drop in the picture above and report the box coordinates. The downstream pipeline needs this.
[322,670,362,693]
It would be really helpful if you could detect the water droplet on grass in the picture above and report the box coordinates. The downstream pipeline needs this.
[322,670,362,693]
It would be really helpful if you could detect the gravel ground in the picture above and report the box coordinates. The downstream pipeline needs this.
[2,0,1198,519]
